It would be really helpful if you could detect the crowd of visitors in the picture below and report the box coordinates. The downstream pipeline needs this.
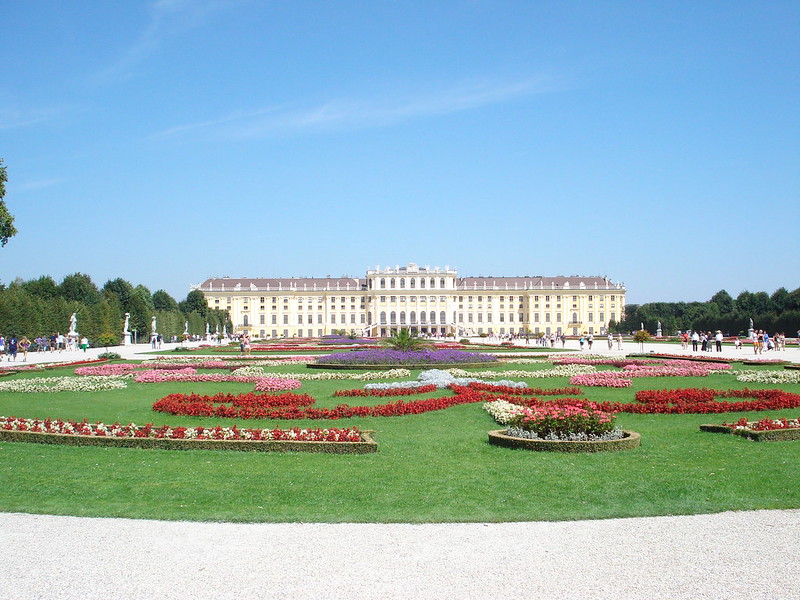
[0,332,93,361]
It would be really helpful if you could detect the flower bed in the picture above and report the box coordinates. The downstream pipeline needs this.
[313,349,498,367]
[0,375,128,393]
[0,416,375,453]
[700,416,800,442]
[487,429,640,452]
[629,353,734,364]
[448,365,596,378]
[569,360,731,387]
[734,370,800,384]
[479,387,800,416]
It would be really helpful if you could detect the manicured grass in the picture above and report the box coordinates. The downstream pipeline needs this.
[0,362,798,523]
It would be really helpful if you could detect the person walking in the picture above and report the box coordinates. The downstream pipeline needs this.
[607,332,613,350]
[691,331,699,351]
[80,336,89,352]
[715,330,723,352]
[19,336,30,361]
[617,332,623,350]
[7,335,18,362]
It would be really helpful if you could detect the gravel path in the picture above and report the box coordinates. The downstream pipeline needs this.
[2,509,799,599]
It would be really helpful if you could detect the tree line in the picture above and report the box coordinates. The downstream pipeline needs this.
[0,273,230,344]
[611,288,800,336]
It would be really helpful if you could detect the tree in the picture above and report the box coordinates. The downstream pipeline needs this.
[58,273,101,305]
[709,289,734,315]
[180,289,209,317]
[152,289,179,311]
[0,159,17,247]
[103,278,135,310]
[22,275,59,300]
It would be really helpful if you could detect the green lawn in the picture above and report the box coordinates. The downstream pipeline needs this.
[0,362,798,523]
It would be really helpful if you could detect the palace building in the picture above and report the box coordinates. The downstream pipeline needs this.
[194,263,626,339]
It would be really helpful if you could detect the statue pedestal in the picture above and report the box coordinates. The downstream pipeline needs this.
[656,328,662,338]
[123,332,132,346]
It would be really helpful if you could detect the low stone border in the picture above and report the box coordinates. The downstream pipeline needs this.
[308,362,499,370]
[785,364,800,371]
[699,424,800,442]
[0,429,378,454]
[487,429,640,453]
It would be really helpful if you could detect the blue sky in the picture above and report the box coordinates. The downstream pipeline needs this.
[2,1,798,305]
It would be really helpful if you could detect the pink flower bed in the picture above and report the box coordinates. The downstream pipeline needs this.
[570,360,730,387]
[133,369,302,391]
[75,364,137,376]
[570,372,632,388]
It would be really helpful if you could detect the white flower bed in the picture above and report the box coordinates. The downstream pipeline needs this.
[0,376,128,393]
[505,426,626,442]
[734,369,800,384]
[447,365,595,379]
[482,399,529,424]
[364,369,528,391]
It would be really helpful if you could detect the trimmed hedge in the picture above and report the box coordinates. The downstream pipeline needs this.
[0,429,378,454]
[487,429,641,453]
[699,424,800,442]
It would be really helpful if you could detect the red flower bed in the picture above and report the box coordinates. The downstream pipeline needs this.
[1,415,362,441]
[488,387,800,415]
[723,416,800,431]
[152,386,583,420]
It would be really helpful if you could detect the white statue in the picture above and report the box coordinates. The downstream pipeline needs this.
[183,321,189,335]
[205,322,210,335]
[69,313,78,335]
[123,313,130,334]
[151,315,157,334]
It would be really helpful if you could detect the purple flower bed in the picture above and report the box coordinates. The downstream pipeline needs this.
[315,349,498,365]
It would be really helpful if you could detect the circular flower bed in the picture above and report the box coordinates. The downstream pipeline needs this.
[487,429,640,452]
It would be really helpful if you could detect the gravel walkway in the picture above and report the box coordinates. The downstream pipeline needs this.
[2,509,799,599]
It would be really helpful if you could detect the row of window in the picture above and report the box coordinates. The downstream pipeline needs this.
[370,277,448,290]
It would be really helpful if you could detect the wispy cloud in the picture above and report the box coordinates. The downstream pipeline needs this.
[14,178,68,193]
[155,77,558,140]
[0,107,61,129]
[99,0,239,81]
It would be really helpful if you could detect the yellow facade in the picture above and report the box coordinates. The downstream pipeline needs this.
[194,263,626,338]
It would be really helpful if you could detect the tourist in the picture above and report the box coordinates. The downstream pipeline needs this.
[734,337,742,350]
[617,332,623,350]
[587,333,594,350]
[691,330,699,351]
[7,335,17,361]
[19,336,30,361]
[0,335,4,355]
[579,334,585,351]
[700,332,707,352]
[607,333,613,350]
[560,333,566,348]
[681,332,688,350]
[715,330,723,352]
[80,335,89,352]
